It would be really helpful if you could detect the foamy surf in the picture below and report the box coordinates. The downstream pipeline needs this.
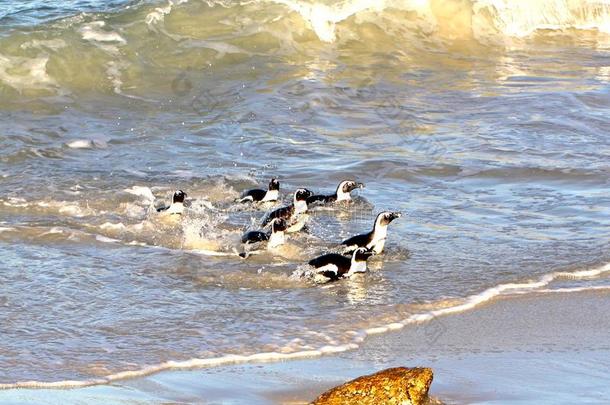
[65,139,108,149]
[3,0,610,98]
[2,261,607,390]
[123,186,155,202]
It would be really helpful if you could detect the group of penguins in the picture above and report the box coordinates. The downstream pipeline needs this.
[156,178,401,283]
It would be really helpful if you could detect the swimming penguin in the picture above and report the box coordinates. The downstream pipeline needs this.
[308,247,374,282]
[306,180,364,206]
[261,188,313,231]
[238,178,280,203]
[341,211,401,254]
[241,218,287,251]
[156,190,187,215]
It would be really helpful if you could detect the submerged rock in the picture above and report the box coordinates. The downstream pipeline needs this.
[312,367,433,405]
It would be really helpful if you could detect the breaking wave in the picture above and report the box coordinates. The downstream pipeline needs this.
[1,0,610,98]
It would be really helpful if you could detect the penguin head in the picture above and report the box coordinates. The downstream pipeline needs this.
[339,180,365,194]
[172,190,187,204]
[353,247,373,262]
[294,188,314,202]
[268,178,280,191]
[270,218,287,233]
[376,211,402,226]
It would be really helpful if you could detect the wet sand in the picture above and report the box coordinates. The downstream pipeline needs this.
[1,288,608,404]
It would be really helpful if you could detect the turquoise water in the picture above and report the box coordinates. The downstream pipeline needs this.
[0,0,609,392]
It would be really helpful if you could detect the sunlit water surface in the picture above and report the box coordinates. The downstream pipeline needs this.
[0,0,609,385]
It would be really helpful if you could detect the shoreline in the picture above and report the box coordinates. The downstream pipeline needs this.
[1,287,608,404]
[1,262,608,392]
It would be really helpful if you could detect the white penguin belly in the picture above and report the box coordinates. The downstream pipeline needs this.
[347,260,367,276]
[261,189,279,202]
[369,239,386,254]
[286,214,309,233]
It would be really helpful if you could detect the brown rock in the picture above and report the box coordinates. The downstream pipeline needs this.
[312,367,433,405]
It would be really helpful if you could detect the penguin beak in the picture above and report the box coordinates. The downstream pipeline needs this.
[357,182,365,189]
[390,212,402,221]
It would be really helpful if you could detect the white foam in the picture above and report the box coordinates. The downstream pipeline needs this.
[538,285,610,294]
[58,204,87,217]
[271,0,390,42]
[2,261,607,390]
[0,52,58,92]
[20,39,67,51]
[124,186,155,202]
[66,140,95,149]
[145,0,189,28]
[473,0,610,38]
[0,227,15,233]
[79,21,126,45]
[180,39,249,58]
[191,249,239,257]
[364,262,610,336]
[0,343,359,390]
[95,235,121,244]
[1,197,28,207]
[100,222,127,232]
[106,61,126,94]
[271,0,610,43]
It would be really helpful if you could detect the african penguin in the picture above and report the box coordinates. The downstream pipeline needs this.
[238,178,280,203]
[241,218,287,249]
[156,190,187,215]
[260,188,313,229]
[308,247,373,282]
[307,180,364,206]
[341,211,401,254]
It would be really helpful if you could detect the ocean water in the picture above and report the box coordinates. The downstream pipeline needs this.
[0,0,609,389]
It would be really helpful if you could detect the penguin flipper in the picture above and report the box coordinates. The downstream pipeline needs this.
[261,205,291,227]
[241,231,269,244]
[318,270,340,281]
[309,253,348,269]
[241,189,266,203]
[341,232,369,248]
[306,194,330,206]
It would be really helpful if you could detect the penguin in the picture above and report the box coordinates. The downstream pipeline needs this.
[261,188,313,231]
[308,247,373,282]
[241,218,287,250]
[238,178,280,203]
[306,180,364,206]
[341,211,401,254]
[156,190,187,215]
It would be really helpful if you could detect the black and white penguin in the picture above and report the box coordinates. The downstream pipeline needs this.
[156,190,187,215]
[341,211,401,254]
[261,188,313,230]
[308,247,373,282]
[306,180,364,206]
[238,178,280,203]
[241,218,287,249]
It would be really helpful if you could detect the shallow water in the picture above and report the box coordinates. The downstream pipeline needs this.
[0,0,609,387]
